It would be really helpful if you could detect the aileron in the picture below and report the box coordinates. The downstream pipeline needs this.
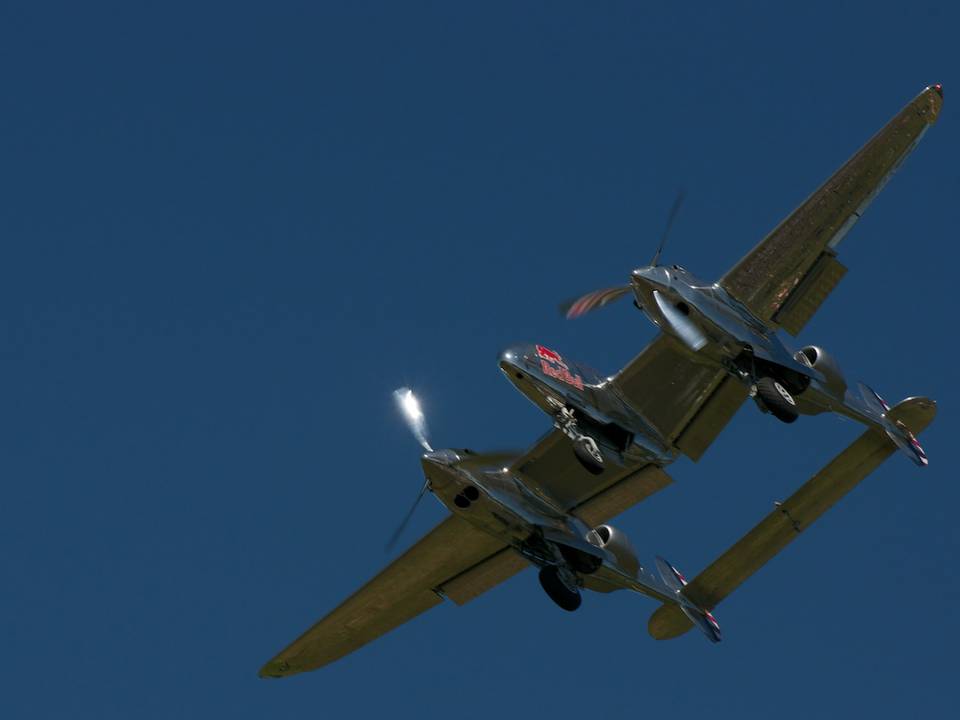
[720,85,942,327]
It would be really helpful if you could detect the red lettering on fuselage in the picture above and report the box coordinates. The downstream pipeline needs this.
[540,359,584,390]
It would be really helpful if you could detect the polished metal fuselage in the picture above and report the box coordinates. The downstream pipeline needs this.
[419,450,682,607]
[631,265,817,380]
[497,344,677,466]
[629,264,892,429]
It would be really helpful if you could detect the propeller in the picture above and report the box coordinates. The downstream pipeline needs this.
[652,290,707,351]
[559,189,685,320]
[560,285,632,320]
[384,477,430,553]
[649,189,685,267]
[393,387,432,452]
[385,387,434,552]
[386,388,521,551]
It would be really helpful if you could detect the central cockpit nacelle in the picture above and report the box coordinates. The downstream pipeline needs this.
[498,343,603,397]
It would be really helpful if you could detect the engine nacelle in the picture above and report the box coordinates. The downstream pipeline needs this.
[590,524,640,577]
[796,345,847,398]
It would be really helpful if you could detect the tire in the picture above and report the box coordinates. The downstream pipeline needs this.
[757,377,799,424]
[538,566,582,612]
[573,436,604,475]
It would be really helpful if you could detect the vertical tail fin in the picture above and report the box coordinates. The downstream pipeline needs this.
[654,557,722,643]
[654,556,688,592]
[859,384,929,467]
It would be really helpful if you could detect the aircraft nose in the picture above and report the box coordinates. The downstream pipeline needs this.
[498,347,528,374]
[420,451,459,490]
[632,265,669,286]
[423,449,460,466]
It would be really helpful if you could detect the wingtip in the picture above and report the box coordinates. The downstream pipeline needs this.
[258,659,291,679]
[916,84,944,124]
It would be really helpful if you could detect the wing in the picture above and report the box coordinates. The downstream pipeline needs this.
[259,514,507,678]
[648,396,936,640]
[610,334,750,462]
[719,85,942,335]
[260,461,676,677]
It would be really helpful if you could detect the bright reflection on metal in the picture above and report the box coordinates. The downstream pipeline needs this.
[652,290,708,351]
[393,387,433,452]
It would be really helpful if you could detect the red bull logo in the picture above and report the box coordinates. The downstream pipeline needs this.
[536,344,567,368]
[536,344,583,390]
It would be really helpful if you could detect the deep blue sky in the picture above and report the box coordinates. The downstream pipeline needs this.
[2,2,957,717]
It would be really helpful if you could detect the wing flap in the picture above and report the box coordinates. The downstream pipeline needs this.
[439,547,528,605]
[512,429,622,509]
[719,85,941,327]
[514,428,672,511]
[674,375,750,461]
[573,464,673,526]
[772,252,848,335]
[610,334,734,446]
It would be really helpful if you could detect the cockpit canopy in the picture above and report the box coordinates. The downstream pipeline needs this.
[667,264,706,286]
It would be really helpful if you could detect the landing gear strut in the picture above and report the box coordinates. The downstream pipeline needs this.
[549,400,605,474]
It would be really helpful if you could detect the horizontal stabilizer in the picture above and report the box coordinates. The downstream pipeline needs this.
[648,602,693,640]
[648,395,936,641]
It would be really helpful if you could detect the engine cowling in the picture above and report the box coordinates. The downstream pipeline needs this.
[796,345,847,398]
[590,524,640,577]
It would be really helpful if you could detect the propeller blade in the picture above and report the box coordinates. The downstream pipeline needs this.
[649,189,685,267]
[385,478,430,552]
[559,285,632,319]
[393,387,433,452]
[653,290,708,351]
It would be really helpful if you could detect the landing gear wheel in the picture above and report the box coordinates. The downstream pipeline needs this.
[573,436,604,475]
[538,566,582,612]
[756,377,799,424]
